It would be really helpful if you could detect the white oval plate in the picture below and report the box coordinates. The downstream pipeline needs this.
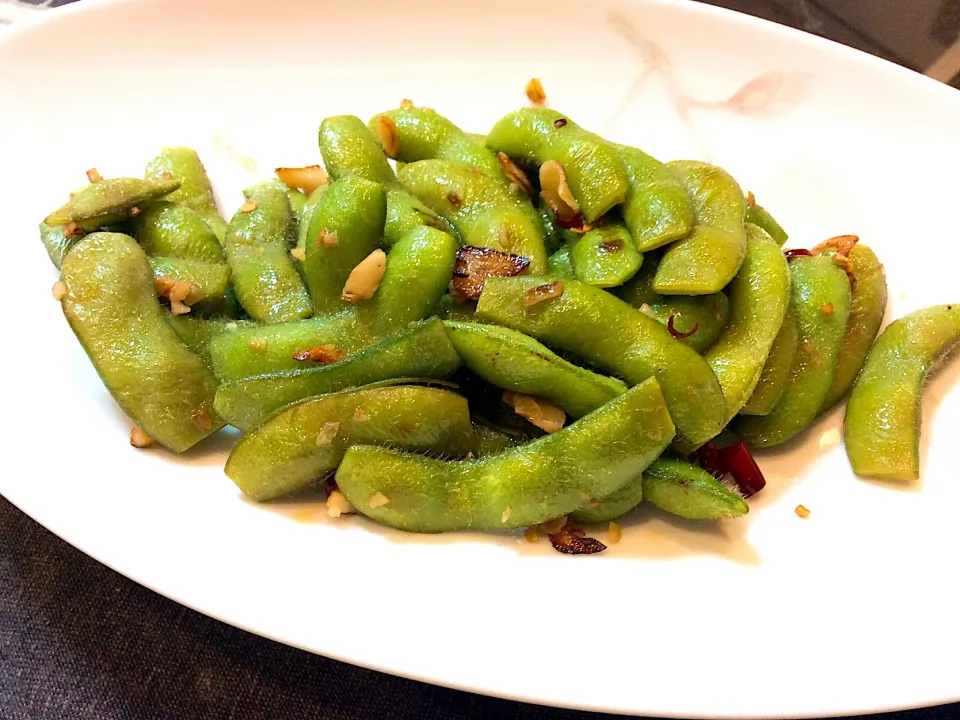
[2,0,960,717]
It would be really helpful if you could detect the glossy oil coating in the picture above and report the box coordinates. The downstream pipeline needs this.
[335,377,674,532]
[845,305,960,480]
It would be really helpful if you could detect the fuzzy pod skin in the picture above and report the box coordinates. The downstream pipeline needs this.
[844,304,960,481]
[335,377,675,533]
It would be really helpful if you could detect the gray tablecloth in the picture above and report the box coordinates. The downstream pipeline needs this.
[3,1,959,718]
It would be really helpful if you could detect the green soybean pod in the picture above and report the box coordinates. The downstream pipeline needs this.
[214,318,461,431]
[167,316,254,371]
[335,377,675,533]
[399,159,548,273]
[537,199,568,255]
[704,224,790,426]
[369,107,503,178]
[653,161,747,295]
[485,108,629,222]
[616,252,729,354]
[224,181,312,323]
[435,294,480,323]
[444,320,627,417]
[642,459,748,520]
[614,144,694,251]
[570,473,646,524]
[745,197,788,246]
[318,115,448,245]
[844,305,960,481]
[547,244,576,279]
[476,276,725,447]
[819,244,888,411]
[209,225,455,382]
[569,224,643,288]
[735,255,852,447]
[473,423,520,457]
[45,177,181,232]
[303,176,387,315]
[296,185,330,252]
[145,147,227,240]
[740,306,799,416]
[133,201,225,263]
[225,385,475,501]
[354,226,458,339]
[59,232,222,452]
[285,188,308,221]
[148,257,231,305]
[39,221,81,269]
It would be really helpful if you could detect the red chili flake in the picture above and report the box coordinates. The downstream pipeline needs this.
[783,248,813,261]
[553,210,588,231]
[446,191,462,208]
[696,442,725,479]
[549,527,607,555]
[697,441,766,497]
[666,315,699,339]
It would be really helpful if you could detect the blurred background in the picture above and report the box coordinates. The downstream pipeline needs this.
[2,0,959,87]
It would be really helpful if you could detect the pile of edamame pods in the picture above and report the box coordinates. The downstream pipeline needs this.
[42,99,960,551]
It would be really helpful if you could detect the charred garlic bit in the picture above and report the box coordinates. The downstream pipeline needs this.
[449,245,530,302]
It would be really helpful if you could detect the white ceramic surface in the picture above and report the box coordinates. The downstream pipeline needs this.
[2,1,960,717]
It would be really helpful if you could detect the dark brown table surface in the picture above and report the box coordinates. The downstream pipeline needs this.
[3,1,958,718]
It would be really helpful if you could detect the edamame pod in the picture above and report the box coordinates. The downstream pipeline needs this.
[704,224,790,426]
[473,423,519,457]
[296,185,329,252]
[39,221,80,269]
[615,144,694,251]
[225,385,475,501]
[211,224,457,381]
[335,377,675,533]
[318,115,448,245]
[741,307,798,415]
[570,473,645,524]
[285,188,308,221]
[303,176,387,315]
[643,459,748,520]
[444,320,627,417]
[369,107,503,178]
[819,244,887,411]
[569,224,643,288]
[145,147,227,240]
[745,197,788,246]
[353,226,458,340]
[399,159,548,273]
[485,108,629,222]
[547,245,576,279]
[735,255,852,447]
[134,201,225,263]
[59,232,222,452]
[45,177,181,232]
[214,318,461,430]
[844,305,960,480]
[149,257,231,306]
[224,181,312,323]
[617,253,729,353]
[653,161,747,295]
[476,276,725,446]
[167,316,254,371]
